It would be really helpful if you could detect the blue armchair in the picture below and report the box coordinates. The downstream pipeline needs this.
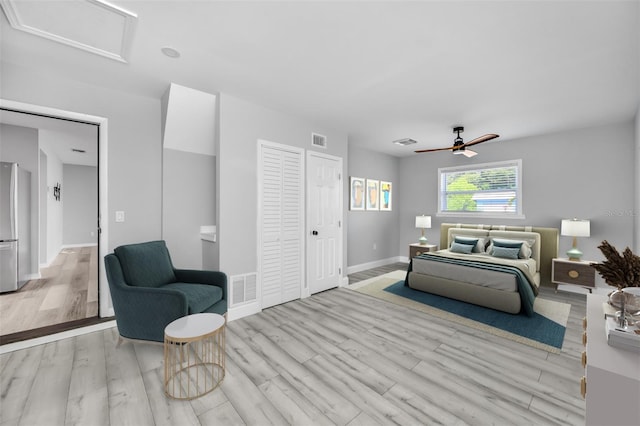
[104,240,227,342]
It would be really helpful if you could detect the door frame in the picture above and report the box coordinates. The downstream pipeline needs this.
[0,99,111,317]
[306,151,343,297]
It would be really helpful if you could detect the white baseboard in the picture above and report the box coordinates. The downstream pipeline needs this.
[62,243,98,249]
[25,273,41,281]
[228,301,261,322]
[340,276,349,287]
[346,256,407,275]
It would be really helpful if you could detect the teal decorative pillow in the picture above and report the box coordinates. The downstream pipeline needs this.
[451,242,474,254]
[491,246,520,259]
[453,236,486,253]
[492,238,533,259]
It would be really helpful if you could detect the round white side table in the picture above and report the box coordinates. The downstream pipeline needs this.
[164,313,226,399]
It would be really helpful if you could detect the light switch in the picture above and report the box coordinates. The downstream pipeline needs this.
[115,211,125,222]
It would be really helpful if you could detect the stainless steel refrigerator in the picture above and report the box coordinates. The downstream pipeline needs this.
[0,162,31,293]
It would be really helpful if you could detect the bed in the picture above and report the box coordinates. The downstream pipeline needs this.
[405,223,559,316]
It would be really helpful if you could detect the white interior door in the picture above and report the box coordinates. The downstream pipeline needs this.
[259,141,304,309]
[307,152,342,295]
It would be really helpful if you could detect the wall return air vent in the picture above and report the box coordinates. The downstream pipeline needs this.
[311,133,327,149]
[230,273,257,307]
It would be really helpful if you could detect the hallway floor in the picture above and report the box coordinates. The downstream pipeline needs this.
[0,246,98,337]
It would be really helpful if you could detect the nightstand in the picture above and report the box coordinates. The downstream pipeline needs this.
[552,258,596,292]
[409,243,437,259]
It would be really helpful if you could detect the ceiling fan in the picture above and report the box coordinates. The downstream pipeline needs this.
[415,126,499,158]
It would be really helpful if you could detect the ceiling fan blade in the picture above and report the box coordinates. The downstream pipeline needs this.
[463,133,499,147]
[414,146,454,154]
[462,149,478,158]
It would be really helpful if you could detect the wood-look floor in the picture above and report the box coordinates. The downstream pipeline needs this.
[0,263,587,425]
[0,246,98,337]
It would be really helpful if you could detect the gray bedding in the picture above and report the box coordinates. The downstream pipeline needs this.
[411,249,540,292]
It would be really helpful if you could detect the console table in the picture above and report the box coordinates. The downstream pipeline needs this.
[582,294,640,425]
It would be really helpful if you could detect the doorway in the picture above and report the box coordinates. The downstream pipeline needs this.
[306,152,343,295]
[0,100,109,344]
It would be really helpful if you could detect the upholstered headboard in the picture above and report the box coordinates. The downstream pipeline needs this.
[440,223,559,288]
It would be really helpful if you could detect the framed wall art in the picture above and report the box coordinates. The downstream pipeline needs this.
[366,179,379,211]
[349,176,365,210]
[380,181,392,211]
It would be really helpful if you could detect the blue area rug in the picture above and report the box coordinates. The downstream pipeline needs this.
[382,280,567,351]
[352,273,572,352]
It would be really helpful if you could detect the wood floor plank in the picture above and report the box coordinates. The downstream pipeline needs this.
[277,319,396,396]
[241,331,361,425]
[103,328,155,426]
[141,367,201,426]
[304,354,420,426]
[258,377,329,426]
[198,400,246,426]
[0,344,44,424]
[19,338,75,426]
[65,331,109,426]
[259,374,335,426]
[383,383,466,425]
[219,355,288,425]
[224,324,280,387]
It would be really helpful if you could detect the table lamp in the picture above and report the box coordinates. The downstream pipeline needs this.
[415,215,432,245]
[561,218,590,261]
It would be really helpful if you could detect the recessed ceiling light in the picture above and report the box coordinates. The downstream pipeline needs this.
[393,138,417,146]
[161,46,180,58]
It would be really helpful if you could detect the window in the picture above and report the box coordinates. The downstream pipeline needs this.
[438,159,524,218]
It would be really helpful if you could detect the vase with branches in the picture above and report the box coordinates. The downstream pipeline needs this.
[591,240,640,315]
[591,240,640,289]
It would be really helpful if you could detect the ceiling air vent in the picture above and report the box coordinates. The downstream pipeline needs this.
[311,133,327,149]
[393,138,418,146]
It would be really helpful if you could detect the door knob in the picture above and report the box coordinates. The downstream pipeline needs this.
[312,230,318,236]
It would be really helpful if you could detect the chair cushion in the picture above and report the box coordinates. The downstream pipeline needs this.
[114,241,176,287]
[162,283,223,314]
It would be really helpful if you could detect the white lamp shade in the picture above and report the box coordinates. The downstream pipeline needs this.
[415,215,432,229]
[561,219,590,237]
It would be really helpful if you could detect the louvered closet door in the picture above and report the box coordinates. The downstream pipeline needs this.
[260,142,304,309]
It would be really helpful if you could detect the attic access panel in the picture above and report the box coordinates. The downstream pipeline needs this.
[0,0,137,62]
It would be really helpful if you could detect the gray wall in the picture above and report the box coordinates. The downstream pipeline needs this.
[63,164,97,246]
[0,123,39,276]
[218,93,349,278]
[39,150,47,263]
[347,145,400,266]
[162,148,216,269]
[39,133,64,265]
[396,121,636,264]
[635,106,639,253]
[1,62,163,250]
